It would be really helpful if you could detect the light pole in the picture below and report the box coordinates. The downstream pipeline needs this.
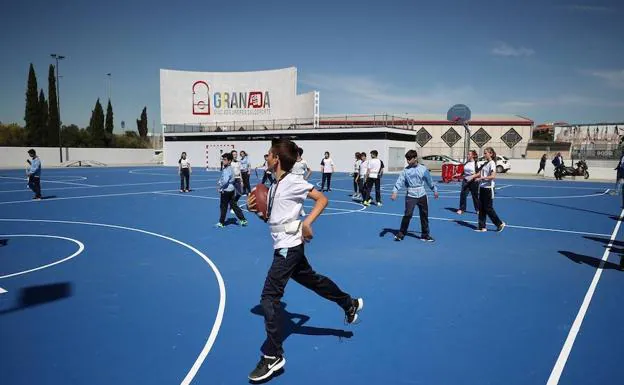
[106,73,112,101]
[51,53,65,163]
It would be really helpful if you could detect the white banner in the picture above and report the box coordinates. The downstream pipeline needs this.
[160,67,312,124]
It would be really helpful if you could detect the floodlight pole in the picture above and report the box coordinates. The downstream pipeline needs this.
[51,53,65,163]
[463,123,470,162]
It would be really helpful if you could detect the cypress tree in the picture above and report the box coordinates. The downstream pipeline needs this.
[88,98,105,147]
[47,64,60,146]
[24,63,39,145]
[136,107,148,138]
[38,89,48,146]
[105,99,114,134]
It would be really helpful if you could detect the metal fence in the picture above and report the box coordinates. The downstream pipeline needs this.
[571,142,622,160]
[414,142,527,161]
[163,115,415,133]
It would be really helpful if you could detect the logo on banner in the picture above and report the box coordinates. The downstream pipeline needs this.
[192,81,271,116]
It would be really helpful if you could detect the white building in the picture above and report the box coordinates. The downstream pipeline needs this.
[160,67,534,172]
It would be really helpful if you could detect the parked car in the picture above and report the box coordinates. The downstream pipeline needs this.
[419,155,461,171]
[477,155,511,173]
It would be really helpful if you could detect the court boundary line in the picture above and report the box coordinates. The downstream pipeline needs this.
[545,208,624,385]
[0,234,85,279]
[354,209,611,237]
[0,218,225,385]
[0,176,99,188]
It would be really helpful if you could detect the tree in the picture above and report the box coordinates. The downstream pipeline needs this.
[105,99,114,134]
[47,64,60,146]
[88,98,105,147]
[24,63,39,145]
[136,106,148,138]
[104,99,114,147]
[38,89,48,146]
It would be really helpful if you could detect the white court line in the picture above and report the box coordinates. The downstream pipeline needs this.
[0,287,6,294]
[0,178,220,193]
[546,208,624,385]
[0,176,98,187]
[355,209,611,237]
[0,234,85,279]
[155,192,368,215]
[0,218,224,385]
[0,186,218,205]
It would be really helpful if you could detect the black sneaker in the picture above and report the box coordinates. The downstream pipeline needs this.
[420,234,435,242]
[345,298,364,324]
[394,232,405,241]
[248,355,286,382]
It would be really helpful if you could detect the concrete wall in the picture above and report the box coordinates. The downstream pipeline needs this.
[0,147,159,168]
[164,138,393,172]
[499,158,616,181]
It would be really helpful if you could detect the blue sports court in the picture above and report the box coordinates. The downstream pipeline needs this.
[0,166,622,385]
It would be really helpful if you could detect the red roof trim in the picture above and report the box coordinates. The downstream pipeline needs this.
[318,119,533,126]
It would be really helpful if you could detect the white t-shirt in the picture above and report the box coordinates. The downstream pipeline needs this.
[268,173,314,249]
[463,161,476,179]
[291,159,309,178]
[368,158,382,178]
[354,159,361,173]
[321,157,334,173]
[179,159,190,169]
[359,160,369,178]
[479,160,496,188]
[231,161,241,179]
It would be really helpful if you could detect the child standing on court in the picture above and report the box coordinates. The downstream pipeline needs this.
[474,147,505,232]
[246,139,363,382]
[390,150,438,242]
[320,151,334,191]
[178,152,192,192]
[26,149,42,200]
[216,153,247,228]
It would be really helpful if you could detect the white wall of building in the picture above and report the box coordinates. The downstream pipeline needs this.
[0,147,158,168]
[161,67,317,125]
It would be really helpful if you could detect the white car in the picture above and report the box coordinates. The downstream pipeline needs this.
[477,155,511,173]
[419,155,461,171]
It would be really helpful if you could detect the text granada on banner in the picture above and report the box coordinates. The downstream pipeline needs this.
[192,80,271,116]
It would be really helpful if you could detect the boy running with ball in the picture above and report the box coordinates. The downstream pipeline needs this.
[246,139,363,382]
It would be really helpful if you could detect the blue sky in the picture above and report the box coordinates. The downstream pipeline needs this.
[1,0,623,132]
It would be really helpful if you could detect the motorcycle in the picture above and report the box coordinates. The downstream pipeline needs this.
[554,160,589,180]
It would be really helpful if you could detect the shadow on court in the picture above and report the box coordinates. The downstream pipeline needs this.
[0,239,7,247]
[250,302,354,349]
[558,251,623,271]
[508,197,615,218]
[454,220,478,230]
[0,282,73,316]
[378,228,421,239]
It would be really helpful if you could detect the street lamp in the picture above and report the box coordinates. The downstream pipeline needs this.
[51,53,65,163]
[106,73,112,101]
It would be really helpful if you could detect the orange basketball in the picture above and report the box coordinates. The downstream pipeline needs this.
[249,183,269,221]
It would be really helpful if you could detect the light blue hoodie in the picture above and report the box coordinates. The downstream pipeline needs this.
[392,163,437,198]
[218,165,235,192]
[28,157,41,177]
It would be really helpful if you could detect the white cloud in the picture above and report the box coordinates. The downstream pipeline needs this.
[586,69,624,88]
[500,94,624,109]
[565,5,612,12]
[491,42,535,57]
[299,73,478,113]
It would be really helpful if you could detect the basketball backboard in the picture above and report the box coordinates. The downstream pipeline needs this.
[447,104,471,124]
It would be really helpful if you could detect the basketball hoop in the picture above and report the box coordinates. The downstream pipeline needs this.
[446,104,472,162]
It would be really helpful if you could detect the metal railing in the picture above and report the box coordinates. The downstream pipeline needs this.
[163,114,416,134]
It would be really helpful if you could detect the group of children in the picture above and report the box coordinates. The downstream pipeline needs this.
[351,150,385,206]
[181,142,506,382]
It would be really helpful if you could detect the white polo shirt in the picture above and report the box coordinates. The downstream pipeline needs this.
[359,160,369,178]
[291,159,309,178]
[179,159,190,169]
[268,173,314,249]
[368,158,382,178]
[479,160,496,188]
[231,160,241,179]
[321,157,334,173]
